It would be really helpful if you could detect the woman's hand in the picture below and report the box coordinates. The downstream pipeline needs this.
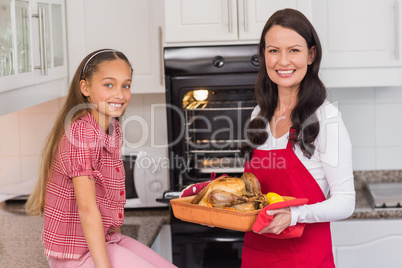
[256,207,292,234]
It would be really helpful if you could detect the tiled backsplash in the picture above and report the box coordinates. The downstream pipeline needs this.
[327,86,402,171]
[0,98,61,187]
[1,87,402,187]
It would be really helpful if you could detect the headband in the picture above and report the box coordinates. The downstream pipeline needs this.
[81,49,117,78]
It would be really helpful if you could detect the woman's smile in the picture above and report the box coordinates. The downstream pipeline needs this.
[276,69,296,77]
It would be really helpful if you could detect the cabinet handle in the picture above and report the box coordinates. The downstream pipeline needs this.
[244,0,248,32]
[228,0,232,33]
[42,8,48,75]
[34,9,44,75]
[34,8,48,76]
[395,0,399,60]
[158,26,164,86]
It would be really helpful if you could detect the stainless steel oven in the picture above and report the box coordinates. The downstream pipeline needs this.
[164,45,259,268]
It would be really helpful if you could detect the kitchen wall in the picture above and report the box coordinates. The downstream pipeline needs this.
[0,97,62,188]
[0,86,401,188]
[327,86,402,171]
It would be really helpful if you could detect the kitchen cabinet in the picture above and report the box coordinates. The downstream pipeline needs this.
[0,0,68,116]
[150,224,173,263]
[66,0,165,94]
[331,219,402,267]
[164,0,312,44]
[312,0,402,87]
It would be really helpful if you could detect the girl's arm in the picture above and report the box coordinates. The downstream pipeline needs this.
[73,176,111,268]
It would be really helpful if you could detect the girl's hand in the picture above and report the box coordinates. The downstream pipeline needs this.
[108,226,121,234]
[257,207,292,234]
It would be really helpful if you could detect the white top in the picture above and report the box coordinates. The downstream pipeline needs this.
[251,100,355,226]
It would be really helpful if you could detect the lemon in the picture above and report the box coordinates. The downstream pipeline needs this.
[266,192,285,205]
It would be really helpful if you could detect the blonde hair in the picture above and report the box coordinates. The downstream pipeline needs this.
[25,49,133,216]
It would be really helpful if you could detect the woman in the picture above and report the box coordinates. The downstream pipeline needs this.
[241,9,355,267]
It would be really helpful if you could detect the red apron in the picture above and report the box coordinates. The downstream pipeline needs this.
[241,130,335,268]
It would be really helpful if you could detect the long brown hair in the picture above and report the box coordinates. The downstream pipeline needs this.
[25,49,133,216]
[241,9,326,159]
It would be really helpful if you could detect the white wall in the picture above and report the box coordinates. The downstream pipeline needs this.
[328,86,402,171]
[1,87,402,188]
[122,93,168,150]
[0,98,61,187]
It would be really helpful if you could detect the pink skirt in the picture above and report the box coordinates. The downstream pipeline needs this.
[47,233,177,268]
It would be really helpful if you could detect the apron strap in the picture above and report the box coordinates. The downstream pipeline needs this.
[286,127,297,150]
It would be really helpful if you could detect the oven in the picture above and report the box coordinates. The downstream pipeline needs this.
[163,45,259,268]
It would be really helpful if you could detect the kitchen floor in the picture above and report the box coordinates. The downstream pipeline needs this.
[0,200,48,267]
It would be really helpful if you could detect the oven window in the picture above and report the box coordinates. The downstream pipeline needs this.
[183,87,255,177]
[122,154,138,199]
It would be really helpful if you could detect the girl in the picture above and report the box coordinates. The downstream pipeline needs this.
[26,49,177,268]
[240,9,355,267]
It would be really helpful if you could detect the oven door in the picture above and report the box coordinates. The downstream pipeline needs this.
[166,73,257,189]
[171,215,244,268]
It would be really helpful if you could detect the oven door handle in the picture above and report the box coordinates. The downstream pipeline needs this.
[174,233,244,243]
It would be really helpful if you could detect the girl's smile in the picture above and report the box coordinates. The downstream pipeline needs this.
[109,102,124,108]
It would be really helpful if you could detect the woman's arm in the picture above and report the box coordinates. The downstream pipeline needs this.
[73,176,111,268]
[290,105,356,225]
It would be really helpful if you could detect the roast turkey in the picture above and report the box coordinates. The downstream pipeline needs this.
[207,189,248,208]
[191,173,267,211]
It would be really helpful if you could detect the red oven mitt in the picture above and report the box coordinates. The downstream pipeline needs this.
[252,197,309,239]
[180,173,228,197]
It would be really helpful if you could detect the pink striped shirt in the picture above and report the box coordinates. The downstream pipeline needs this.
[42,113,126,259]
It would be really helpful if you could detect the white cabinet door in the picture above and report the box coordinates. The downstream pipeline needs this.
[0,0,36,93]
[164,0,312,44]
[313,0,401,69]
[0,0,68,116]
[32,0,68,84]
[66,0,164,94]
[238,0,312,40]
[164,0,238,43]
[331,219,402,268]
[151,225,173,263]
[312,0,402,87]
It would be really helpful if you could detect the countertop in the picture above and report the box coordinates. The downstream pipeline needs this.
[0,201,169,268]
[350,170,402,219]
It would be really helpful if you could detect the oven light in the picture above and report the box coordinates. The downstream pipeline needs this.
[193,90,209,101]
